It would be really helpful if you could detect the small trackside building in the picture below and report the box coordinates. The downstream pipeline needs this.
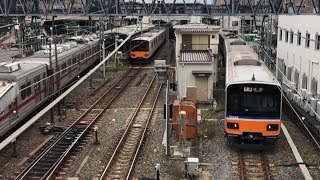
[174,23,220,103]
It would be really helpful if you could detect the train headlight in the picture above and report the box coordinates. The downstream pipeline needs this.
[266,124,279,131]
[227,122,239,129]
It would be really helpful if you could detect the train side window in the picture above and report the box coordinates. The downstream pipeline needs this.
[21,82,32,100]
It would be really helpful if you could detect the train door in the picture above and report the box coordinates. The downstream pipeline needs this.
[43,72,47,98]
[9,98,18,126]
[34,75,41,104]
[68,59,72,79]
[195,76,208,102]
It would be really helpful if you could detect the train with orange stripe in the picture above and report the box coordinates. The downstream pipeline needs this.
[221,33,282,148]
[130,28,166,63]
[0,34,101,138]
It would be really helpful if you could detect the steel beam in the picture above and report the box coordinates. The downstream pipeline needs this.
[0,0,319,16]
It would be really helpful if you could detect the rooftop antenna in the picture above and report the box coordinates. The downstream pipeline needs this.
[252,74,255,81]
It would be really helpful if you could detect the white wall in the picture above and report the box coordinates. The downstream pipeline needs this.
[176,63,215,100]
[221,16,240,32]
[276,15,320,96]
[174,24,219,102]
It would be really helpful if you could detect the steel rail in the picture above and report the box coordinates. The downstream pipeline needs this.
[126,81,162,180]
[44,69,140,180]
[14,69,139,180]
[99,75,159,179]
[238,151,245,180]
[261,152,271,180]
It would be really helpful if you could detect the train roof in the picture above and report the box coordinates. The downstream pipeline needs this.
[131,28,166,41]
[0,61,44,80]
[22,38,99,65]
[0,34,100,80]
[224,36,280,87]
[104,24,155,37]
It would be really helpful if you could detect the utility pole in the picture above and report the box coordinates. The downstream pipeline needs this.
[49,38,54,123]
[155,60,170,157]
[266,15,273,68]
[54,39,61,116]
[99,18,106,78]
[166,23,170,63]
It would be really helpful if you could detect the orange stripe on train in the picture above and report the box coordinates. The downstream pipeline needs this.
[225,118,280,136]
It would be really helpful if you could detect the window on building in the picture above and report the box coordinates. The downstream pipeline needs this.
[297,31,301,45]
[306,32,310,47]
[285,30,288,42]
[316,34,320,50]
[232,21,238,26]
[290,31,294,44]
[279,30,282,41]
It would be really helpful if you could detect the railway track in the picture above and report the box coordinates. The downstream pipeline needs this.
[14,69,140,180]
[99,75,161,180]
[233,151,276,180]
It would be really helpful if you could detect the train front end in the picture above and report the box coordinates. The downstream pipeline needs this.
[130,40,150,63]
[225,83,282,148]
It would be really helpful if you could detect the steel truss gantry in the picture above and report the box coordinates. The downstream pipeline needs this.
[0,0,319,17]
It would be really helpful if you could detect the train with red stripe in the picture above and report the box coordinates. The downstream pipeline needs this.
[220,33,282,148]
[130,28,166,63]
[0,34,100,138]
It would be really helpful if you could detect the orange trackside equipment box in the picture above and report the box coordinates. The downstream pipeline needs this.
[172,99,197,139]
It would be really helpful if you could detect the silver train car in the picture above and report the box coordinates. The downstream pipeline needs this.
[0,34,100,138]
[220,33,282,148]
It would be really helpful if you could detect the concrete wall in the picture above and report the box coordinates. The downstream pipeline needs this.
[221,16,240,33]
[276,15,320,96]
[176,63,215,101]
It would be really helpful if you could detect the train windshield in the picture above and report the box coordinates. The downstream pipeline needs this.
[131,40,149,51]
[227,84,281,119]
